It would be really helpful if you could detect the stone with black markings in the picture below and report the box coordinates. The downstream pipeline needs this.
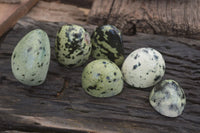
[91,25,124,66]
[121,47,165,88]
[11,29,50,86]
[82,59,123,97]
[149,80,186,117]
[55,24,91,68]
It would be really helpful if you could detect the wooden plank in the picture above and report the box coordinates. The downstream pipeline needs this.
[26,1,89,25]
[88,0,200,39]
[0,0,39,37]
[0,17,200,133]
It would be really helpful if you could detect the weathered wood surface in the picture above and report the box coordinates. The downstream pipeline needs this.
[0,17,200,133]
[0,0,39,37]
[26,1,89,25]
[88,0,200,39]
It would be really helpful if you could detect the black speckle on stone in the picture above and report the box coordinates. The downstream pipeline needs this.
[154,75,161,81]
[102,61,107,64]
[154,55,159,60]
[181,103,184,107]
[143,49,149,53]
[110,88,113,91]
[27,47,32,53]
[97,73,101,76]
[171,81,178,91]
[97,53,100,56]
[77,51,83,56]
[37,52,40,55]
[169,104,178,111]
[138,62,141,66]
[17,68,19,70]
[134,54,139,59]
[114,72,117,76]
[146,73,149,75]
[108,81,112,83]
[38,39,41,44]
[32,73,36,76]
[72,56,75,59]
[13,53,16,59]
[163,65,165,70]
[22,74,25,77]
[39,47,43,50]
[44,54,46,57]
[41,63,43,67]
[90,71,92,74]
[30,79,34,81]
[38,80,42,83]
[153,99,156,103]
[165,91,170,99]
[181,94,185,99]
[113,79,116,82]
[101,91,106,94]
[106,76,110,80]
[101,80,103,82]
[133,64,137,70]
[87,85,97,91]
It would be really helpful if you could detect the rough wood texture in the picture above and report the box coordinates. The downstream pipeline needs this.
[27,1,89,25]
[88,0,200,38]
[0,0,20,4]
[0,0,39,37]
[0,17,200,133]
[42,0,94,8]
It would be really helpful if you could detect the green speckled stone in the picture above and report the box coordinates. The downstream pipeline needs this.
[11,29,50,86]
[82,59,123,97]
[149,80,186,117]
[55,24,91,68]
[91,25,124,66]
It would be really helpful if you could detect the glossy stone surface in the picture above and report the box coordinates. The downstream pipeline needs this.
[91,25,124,66]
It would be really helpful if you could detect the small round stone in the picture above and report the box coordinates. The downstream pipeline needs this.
[91,25,124,66]
[149,79,186,117]
[121,47,165,88]
[82,59,123,97]
[55,24,91,68]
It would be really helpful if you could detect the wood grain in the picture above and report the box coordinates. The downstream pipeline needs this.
[0,17,200,133]
[0,0,39,37]
[26,1,88,25]
[88,0,200,39]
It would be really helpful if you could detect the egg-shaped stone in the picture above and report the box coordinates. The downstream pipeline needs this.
[82,59,123,97]
[121,47,165,88]
[55,24,91,68]
[11,29,50,86]
[149,79,186,117]
[91,25,124,66]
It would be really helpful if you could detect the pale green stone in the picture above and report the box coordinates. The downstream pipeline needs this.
[82,59,123,97]
[11,29,50,86]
